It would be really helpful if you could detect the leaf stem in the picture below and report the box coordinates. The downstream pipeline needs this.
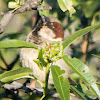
[40,94,45,100]
[29,74,44,87]
[41,63,51,99]
[45,64,50,93]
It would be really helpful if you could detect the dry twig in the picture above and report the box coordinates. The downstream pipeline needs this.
[0,11,5,16]
[0,0,42,34]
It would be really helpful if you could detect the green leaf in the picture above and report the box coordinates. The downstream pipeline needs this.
[8,2,19,9]
[39,1,49,17]
[92,54,100,59]
[63,0,76,16]
[70,85,87,100]
[51,65,70,100]
[63,22,100,49]
[33,59,43,70]
[17,0,24,5]
[15,0,20,4]
[0,33,21,41]
[0,39,37,49]
[62,55,100,99]
[90,84,100,99]
[57,0,75,16]
[0,67,33,82]
[38,49,47,66]
[80,83,97,98]
[57,0,67,12]
[83,1,99,18]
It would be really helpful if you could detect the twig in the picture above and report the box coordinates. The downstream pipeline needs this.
[40,64,50,100]
[0,11,14,34]
[37,6,52,10]
[7,54,19,71]
[0,0,42,34]
[0,51,19,70]
[2,81,59,98]
[5,89,23,100]
[0,11,5,16]
[44,64,50,94]
[29,74,44,87]
[0,66,6,70]
[0,51,8,67]
[14,0,42,14]
[3,81,43,95]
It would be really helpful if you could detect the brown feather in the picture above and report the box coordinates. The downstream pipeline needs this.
[52,22,64,40]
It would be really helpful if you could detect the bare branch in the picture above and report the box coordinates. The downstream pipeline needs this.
[15,0,42,14]
[2,81,59,98]
[7,54,19,71]
[0,51,19,70]
[0,11,14,34]
[3,81,43,95]
[0,51,8,67]
[0,11,5,16]
[0,0,42,34]
[37,6,52,10]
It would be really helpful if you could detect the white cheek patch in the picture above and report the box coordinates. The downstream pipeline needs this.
[52,38,62,41]
[38,26,62,42]
[38,26,55,39]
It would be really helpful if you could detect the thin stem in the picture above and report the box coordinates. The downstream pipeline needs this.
[45,64,50,93]
[29,74,44,87]
[40,94,45,100]
[0,11,4,16]
[41,63,50,100]
[37,79,45,88]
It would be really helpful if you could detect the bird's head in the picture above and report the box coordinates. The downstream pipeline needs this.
[30,15,64,44]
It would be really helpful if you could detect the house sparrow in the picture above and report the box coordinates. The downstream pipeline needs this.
[20,15,70,84]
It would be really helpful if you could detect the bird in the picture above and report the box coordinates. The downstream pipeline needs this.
[20,15,70,85]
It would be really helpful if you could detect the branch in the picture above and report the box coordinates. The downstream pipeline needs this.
[0,51,19,70]
[5,89,23,100]
[0,11,5,16]
[37,6,52,10]
[14,0,42,14]
[0,51,8,67]
[7,54,19,71]
[0,0,42,34]
[0,11,14,34]
[2,81,59,98]
[3,81,98,100]
[3,81,43,95]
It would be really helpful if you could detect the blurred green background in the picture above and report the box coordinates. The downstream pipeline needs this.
[0,0,100,99]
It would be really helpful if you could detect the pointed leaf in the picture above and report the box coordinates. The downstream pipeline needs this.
[63,0,76,16]
[38,49,47,66]
[33,59,43,70]
[0,39,37,49]
[8,2,18,9]
[62,55,100,99]
[51,65,70,100]
[0,67,33,82]
[70,85,87,100]
[92,54,100,59]
[57,0,67,12]
[63,22,100,49]
[57,0,75,16]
